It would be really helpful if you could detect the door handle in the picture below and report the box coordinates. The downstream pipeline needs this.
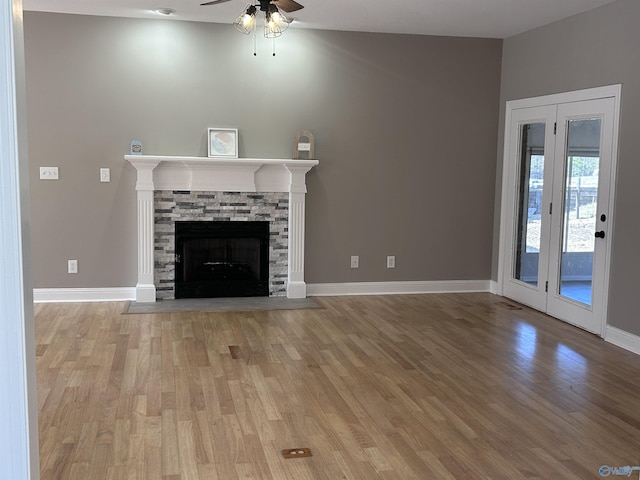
[595,231,606,239]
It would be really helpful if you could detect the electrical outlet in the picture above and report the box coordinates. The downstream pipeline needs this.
[68,259,78,274]
[387,255,395,268]
[350,255,359,268]
[100,168,110,183]
[39,167,59,180]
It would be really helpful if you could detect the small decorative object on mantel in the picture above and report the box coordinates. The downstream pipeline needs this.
[130,140,143,155]
[208,128,238,158]
[293,130,314,160]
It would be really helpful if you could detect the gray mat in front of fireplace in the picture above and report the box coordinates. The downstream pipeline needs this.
[124,296,321,314]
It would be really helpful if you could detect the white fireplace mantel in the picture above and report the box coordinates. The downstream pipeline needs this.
[125,155,318,302]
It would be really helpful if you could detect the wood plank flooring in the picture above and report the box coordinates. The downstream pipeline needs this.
[35,293,640,479]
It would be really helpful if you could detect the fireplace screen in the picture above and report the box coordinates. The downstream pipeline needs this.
[175,221,269,298]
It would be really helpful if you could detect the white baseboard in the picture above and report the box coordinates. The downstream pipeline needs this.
[33,280,492,302]
[490,280,500,295]
[307,280,491,297]
[605,325,640,356]
[33,287,136,303]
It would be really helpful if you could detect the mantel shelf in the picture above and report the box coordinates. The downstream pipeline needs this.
[124,154,318,168]
[125,154,318,193]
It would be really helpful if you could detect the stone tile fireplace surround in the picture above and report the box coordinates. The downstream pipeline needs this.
[125,155,318,303]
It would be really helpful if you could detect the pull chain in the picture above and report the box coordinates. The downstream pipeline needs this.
[253,26,257,56]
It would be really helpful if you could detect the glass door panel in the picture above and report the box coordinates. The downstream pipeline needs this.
[502,105,556,312]
[558,118,601,306]
[546,96,616,334]
[514,122,546,287]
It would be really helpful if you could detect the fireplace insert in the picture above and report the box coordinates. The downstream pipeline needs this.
[174,221,269,298]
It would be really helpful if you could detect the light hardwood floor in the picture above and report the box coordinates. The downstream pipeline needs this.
[35,294,640,479]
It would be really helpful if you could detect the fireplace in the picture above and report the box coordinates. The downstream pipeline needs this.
[125,155,318,302]
[154,191,289,299]
[175,221,269,298]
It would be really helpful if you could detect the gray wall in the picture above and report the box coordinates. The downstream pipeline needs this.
[24,12,502,288]
[497,0,640,334]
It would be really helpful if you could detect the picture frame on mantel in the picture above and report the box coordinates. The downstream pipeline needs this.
[207,128,238,158]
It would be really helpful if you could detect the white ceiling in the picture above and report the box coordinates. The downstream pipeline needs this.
[23,0,618,38]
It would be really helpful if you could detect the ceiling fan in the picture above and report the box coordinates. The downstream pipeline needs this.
[200,0,304,14]
[202,0,303,51]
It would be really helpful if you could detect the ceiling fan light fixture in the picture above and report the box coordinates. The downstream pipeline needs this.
[233,5,257,34]
[264,4,288,38]
[268,5,287,25]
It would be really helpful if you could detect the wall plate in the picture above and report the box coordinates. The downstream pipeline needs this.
[40,167,59,180]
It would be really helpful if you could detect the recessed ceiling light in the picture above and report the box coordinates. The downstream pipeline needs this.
[154,8,175,16]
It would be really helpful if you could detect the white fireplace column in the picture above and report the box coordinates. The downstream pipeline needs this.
[130,158,161,303]
[286,165,314,298]
[125,155,318,303]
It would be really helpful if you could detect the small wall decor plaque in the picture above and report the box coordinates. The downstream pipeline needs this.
[293,130,314,160]
[130,140,142,155]
[208,128,238,158]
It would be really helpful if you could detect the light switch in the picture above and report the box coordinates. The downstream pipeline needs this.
[100,168,110,183]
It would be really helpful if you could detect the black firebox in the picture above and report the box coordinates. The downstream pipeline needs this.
[174,221,269,299]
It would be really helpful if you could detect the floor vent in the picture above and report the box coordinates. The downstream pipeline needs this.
[496,301,523,311]
[282,448,312,459]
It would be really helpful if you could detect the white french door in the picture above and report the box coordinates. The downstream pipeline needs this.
[499,86,621,335]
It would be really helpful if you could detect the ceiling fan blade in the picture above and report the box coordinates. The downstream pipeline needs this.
[200,0,232,6]
[273,0,304,13]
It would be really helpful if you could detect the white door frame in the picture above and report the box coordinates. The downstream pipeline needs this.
[0,0,40,478]
[497,84,622,336]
